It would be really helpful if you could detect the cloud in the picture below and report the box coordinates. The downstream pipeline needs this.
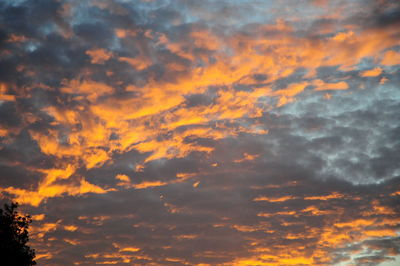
[0,0,399,265]
[86,48,113,64]
[381,50,400,66]
[361,67,383,77]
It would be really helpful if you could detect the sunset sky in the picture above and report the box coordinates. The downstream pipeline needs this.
[1,0,400,265]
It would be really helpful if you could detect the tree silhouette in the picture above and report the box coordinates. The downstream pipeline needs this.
[0,202,36,266]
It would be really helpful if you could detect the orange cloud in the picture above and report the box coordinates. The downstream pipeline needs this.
[132,181,168,189]
[1,165,110,206]
[115,174,131,188]
[304,192,344,200]
[115,28,128,38]
[273,82,308,106]
[0,94,15,101]
[257,210,297,217]
[118,247,140,252]
[6,34,27,43]
[253,196,296,202]
[2,179,108,206]
[364,229,397,237]
[360,67,383,77]
[61,79,114,101]
[64,239,79,245]
[30,220,61,238]
[34,253,53,261]
[64,225,78,232]
[234,153,260,163]
[82,148,109,169]
[0,82,16,101]
[119,56,152,71]
[331,31,354,42]
[301,206,335,216]
[86,48,113,64]
[32,214,46,221]
[381,50,400,66]
[115,174,130,182]
[313,79,349,91]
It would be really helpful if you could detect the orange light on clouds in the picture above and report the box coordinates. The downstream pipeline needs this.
[381,50,400,66]
[86,49,113,64]
[313,79,349,91]
[1,0,399,265]
[360,67,383,77]
[253,195,296,202]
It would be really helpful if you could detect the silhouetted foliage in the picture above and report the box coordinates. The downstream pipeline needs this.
[0,202,36,266]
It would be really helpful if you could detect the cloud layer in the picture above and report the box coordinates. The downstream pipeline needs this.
[1,0,399,265]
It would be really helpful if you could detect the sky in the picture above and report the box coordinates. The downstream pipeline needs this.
[0,0,399,265]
